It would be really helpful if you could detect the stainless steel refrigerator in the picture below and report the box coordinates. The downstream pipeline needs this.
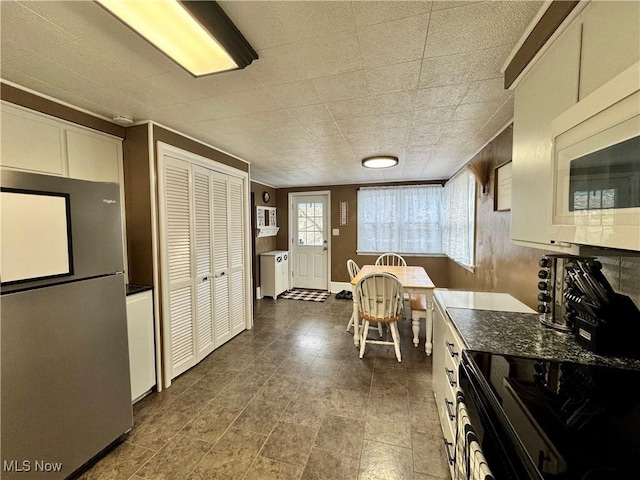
[1,170,133,479]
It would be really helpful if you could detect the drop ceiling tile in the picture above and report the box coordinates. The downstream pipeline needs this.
[431,1,481,12]
[249,43,311,86]
[327,97,373,120]
[415,84,468,110]
[301,31,363,78]
[315,134,351,148]
[272,1,356,41]
[302,120,343,138]
[267,81,324,108]
[286,104,333,124]
[418,43,512,88]
[424,1,542,58]
[0,38,32,65]
[407,132,442,148]
[365,60,422,95]
[312,70,368,103]
[442,119,485,136]
[358,14,431,69]
[452,99,502,122]
[117,79,188,112]
[2,2,78,56]
[181,69,263,100]
[411,106,455,125]
[219,1,288,50]
[352,1,433,28]
[336,116,377,135]
[271,125,317,140]
[76,87,149,119]
[145,69,226,104]
[369,91,417,116]
[460,77,512,105]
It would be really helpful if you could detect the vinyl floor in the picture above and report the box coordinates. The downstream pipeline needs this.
[79,295,449,480]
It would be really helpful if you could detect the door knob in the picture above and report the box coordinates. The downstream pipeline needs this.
[323,246,328,251]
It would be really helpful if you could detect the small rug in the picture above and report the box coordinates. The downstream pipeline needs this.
[280,289,331,302]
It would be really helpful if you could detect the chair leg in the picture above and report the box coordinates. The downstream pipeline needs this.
[347,313,354,332]
[390,322,402,362]
[359,321,370,359]
[377,322,383,337]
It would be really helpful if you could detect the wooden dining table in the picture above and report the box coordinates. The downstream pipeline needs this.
[350,265,436,354]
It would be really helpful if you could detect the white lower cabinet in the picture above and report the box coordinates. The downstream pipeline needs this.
[126,290,156,402]
[432,298,466,479]
[260,251,289,299]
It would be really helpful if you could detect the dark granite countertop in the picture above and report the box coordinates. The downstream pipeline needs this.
[126,284,153,296]
[447,307,640,371]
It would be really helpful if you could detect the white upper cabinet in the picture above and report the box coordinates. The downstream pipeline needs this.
[579,1,640,100]
[67,129,121,183]
[1,104,66,175]
[511,2,639,251]
[1,102,123,184]
[512,21,582,252]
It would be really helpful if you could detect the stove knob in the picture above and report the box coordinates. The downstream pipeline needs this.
[538,269,550,279]
[539,257,550,267]
[537,304,551,314]
[538,292,551,302]
[538,281,548,291]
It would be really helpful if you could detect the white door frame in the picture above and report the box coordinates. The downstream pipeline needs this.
[288,191,331,291]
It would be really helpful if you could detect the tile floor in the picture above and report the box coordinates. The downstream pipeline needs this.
[79,296,449,480]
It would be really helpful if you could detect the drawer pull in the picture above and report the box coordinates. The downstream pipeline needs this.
[445,341,458,358]
[444,439,455,466]
[445,368,457,388]
[444,398,455,421]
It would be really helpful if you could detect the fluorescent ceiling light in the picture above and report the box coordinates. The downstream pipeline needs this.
[362,156,399,169]
[97,0,257,77]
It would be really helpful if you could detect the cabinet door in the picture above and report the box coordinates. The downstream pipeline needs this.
[579,1,640,99]
[126,291,156,401]
[66,130,121,183]
[212,172,232,347]
[228,176,246,338]
[161,157,196,378]
[193,166,215,359]
[511,21,582,250]
[1,105,65,175]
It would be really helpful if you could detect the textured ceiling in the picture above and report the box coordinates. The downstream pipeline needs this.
[0,1,542,187]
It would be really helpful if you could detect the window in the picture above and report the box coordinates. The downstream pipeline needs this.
[297,201,324,246]
[357,185,442,254]
[442,171,476,268]
[356,174,476,268]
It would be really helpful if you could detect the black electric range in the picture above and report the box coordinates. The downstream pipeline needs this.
[460,350,640,480]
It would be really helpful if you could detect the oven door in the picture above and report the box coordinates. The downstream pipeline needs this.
[459,351,543,480]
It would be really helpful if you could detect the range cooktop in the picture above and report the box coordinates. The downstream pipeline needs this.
[464,351,640,480]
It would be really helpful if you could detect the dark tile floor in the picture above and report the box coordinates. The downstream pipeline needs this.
[79,296,449,480]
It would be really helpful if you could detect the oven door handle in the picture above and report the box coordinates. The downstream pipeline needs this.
[444,439,455,466]
[445,367,457,387]
[444,398,455,421]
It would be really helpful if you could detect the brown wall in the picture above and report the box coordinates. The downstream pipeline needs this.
[250,181,277,294]
[275,183,450,288]
[1,82,125,138]
[447,126,547,309]
[123,124,153,285]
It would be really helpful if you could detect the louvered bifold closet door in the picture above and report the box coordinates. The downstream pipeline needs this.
[212,172,232,347]
[193,165,215,359]
[228,176,246,337]
[162,157,196,378]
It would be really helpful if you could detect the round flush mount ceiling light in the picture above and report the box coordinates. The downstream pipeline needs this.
[361,155,399,169]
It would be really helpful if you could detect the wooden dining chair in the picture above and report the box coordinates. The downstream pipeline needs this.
[375,253,407,267]
[346,260,383,337]
[355,272,404,362]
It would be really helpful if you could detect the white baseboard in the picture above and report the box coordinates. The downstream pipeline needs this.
[331,281,351,293]
[255,286,262,299]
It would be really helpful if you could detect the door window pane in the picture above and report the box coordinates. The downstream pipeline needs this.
[297,202,323,246]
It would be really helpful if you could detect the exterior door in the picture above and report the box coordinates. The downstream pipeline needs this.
[291,193,329,290]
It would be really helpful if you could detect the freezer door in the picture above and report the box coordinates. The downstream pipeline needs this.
[1,170,124,294]
[1,274,132,479]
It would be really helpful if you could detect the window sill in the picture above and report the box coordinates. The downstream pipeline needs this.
[356,251,448,258]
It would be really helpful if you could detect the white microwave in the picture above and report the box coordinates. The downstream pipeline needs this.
[551,62,640,252]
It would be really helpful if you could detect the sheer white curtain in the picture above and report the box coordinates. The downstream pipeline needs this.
[358,185,443,254]
[442,171,476,267]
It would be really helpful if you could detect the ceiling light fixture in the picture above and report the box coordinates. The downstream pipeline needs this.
[361,156,399,169]
[97,0,258,77]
